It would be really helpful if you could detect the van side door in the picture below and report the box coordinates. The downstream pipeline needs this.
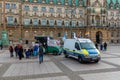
[74,42,81,57]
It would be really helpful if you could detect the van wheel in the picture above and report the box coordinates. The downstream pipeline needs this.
[53,51,57,55]
[78,56,83,63]
[64,53,69,58]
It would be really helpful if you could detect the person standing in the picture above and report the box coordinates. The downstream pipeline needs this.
[104,42,107,51]
[95,42,98,49]
[38,43,44,64]
[0,43,3,50]
[33,44,39,57]
[14,44,18,57]
[18,45,23,60]
[9,46,14,57]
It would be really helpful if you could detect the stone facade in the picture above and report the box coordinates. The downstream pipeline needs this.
[0,0,120,43]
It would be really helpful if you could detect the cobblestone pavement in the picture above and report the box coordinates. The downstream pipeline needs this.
[0,45,120,80]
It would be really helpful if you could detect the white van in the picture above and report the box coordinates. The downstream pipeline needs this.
[63,38,101,63]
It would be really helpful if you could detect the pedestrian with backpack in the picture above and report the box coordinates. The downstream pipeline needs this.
[38,43,44,64]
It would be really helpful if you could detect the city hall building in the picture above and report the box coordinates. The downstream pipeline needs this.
[0,0,120,43]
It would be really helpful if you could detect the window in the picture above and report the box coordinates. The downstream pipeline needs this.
[57,8,62,13]
[57,20,62,26]
[7,16,14,24]
[11,4,16,9]
[79,21,83,27]
[64,21,69,26]
[38,0,42,3]
[68,0,72,5]
[6,3,10,9]
[110,12,114,16]
[111,32,114,37]
[29,0,33,2]
[72,21,76,27]
[33,6,38,11]
[80,43,96,49]
[49,8,54,13]
[75,42,80,50]
[50,31,54,37]
[117,40,119,43]
[41,19,47,25]
[41,7,46,12]
[79,10,83,14]
[116,12,119,16]
[65,9,68,14]
[111,40,114,43]
[70,9,76,14]
[58,32,61,37]
[33,18,38,25]
[61,0,65,5]
[24,6,29,11]
[49,19,54,26]
[24,18,30,25]
[116,32,119,37]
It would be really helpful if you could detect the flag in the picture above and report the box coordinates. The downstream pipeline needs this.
[62,32,67,41]
[85,31,90,36]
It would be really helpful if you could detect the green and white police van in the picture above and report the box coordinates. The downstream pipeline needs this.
[63,38,101,63]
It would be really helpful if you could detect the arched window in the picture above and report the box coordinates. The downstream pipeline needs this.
[41,19,47,25]
[49,19,54,26]
[25,31,29,38]
[24,18,30,25]
[50,31,54,37]
[42,31,45,36]
[33,18,38,25]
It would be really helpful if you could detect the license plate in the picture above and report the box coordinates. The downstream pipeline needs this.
[92,57,97,60]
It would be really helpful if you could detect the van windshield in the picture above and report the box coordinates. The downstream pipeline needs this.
[80,43,96,49]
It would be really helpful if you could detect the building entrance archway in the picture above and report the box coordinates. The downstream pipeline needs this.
[96,31,102,44]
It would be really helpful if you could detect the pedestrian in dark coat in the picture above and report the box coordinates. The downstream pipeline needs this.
[95,42,98,49]
[100,43,103,51]
[9,46,14,57]
[38,43,44,64]
[18,45,23,60]
[104,42,107,51]
[14,45,18,57]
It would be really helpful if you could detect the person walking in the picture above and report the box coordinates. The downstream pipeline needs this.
[38,43,44,64]
[9,46,14,57]
[100,43,103,51]
[103,42,107,51]
[18,45,23,60]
